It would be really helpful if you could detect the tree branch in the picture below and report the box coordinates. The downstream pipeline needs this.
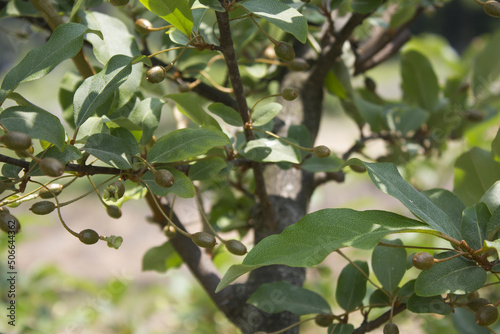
[353,303,407,334]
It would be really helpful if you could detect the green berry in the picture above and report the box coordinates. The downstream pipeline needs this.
[163,224,177,238]
[314,314,333,327]
[191,232,216,248]
[287,58,309,71]
[153,169,175,188]
[274,41,295,62]
[0,212,20,234]
[178,82,191,92]
[225,239,247,256]
[412,252,435,270]
[1,131,32,151]
[383,323,399,334]
[39,183,63,199]
[146,66,165,84]
[313,145,331,158]
[475,304,499,327]
[135,18,153,35]
[364,76,377,92]
[484,1,500,18]
[350,164,366,173]
[106,205,122,219]
[467,291,480,301]
[282,88,298,101]
[79,229,100,245]
[39,158,64,177]
[109,0,129,6]
[30,201,56,215]
[467,298,491,312]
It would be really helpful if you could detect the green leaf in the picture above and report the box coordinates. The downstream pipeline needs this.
[472,30,500,98]
[0,0,38,18]
[216,209,430,292]
[0,106,66,150]
[325,70,348,100]
[383,104,428,135]
[492,128,500,161]
[189,157,227,181]
[240,137,301,164]
[372,239,407,293]
[59,72,83,129]
[353,95,385,131]
[480,181,500,214]
[247,281,331,315]
[207,103,243,127]
[401,50,439,112]
[350,0,382,14]
[461,203,490,250]
[365,162,461,239]
[487,205,500,240]
[239,0,308,43]
[197,0,225,11]
[336,261,369,312]
[423,188,465,234]
[452,308,490,334]
[139,0,193,36]
[369,289,391,308]
[454,147,500,206]
[166,93,220,128]
[142,167,195,198]
[83,133,138,169]
[0,23,98,105]
[483,239,500,258]
[251,102,282,127]
[415,252,487,297]
[142,241,182,273]
[128,98,163,146]
[301,155,344,173]
[328,324,354,334]
[73,55,133,127]
[398,279,415,303]
[147,126,230,163]
[407,294,452,315]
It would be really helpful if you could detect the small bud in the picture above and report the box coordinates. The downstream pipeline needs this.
[350,164,366,173]
[104,181,125,201]
[39,183,63,198]
[412,252,435,270]
[383,322,399,334]
[163,224,177,238]
[225,239,247,256]
[0,212,21,234]
[313,145,330,158]
[274,41,295,62]
[282,88,298,101]
[135,18,153,35]
[146,66,166,84]
[484,1,500,18]
[191,231,216,248]
[153,169,175,188]
[30,201,56,215]
[1,131,32,151]
[178,82,191,93]
[39,158,65,177]
[314,314,334,327]
[106,205,122,219]
[79,229,100,245]
[475,304,499,326]
[287,58,309,71]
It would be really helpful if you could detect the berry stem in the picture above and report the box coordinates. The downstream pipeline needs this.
[245,10,279,45]
[377,241,460,253]
[249,93,282,120]
[194,187,225,244]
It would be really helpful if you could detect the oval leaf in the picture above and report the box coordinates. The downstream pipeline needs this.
[351,0,383,14]
[0,23,97,104]
[240,137,301,164]
[142,241,182,273]
[415,252,487,297]
[407,294,452,315]
[247,281,331,315]
[189,157,227,181]
[0,106,66,150]
[74,55,133,126]
[83,133,138,169]
[251,102,282,126]
[372,239,407,293]
[147,126,230,163]
[336,261,369,312]
[142,167,195,198]
[207,102,243,127]
[216,209,430,292]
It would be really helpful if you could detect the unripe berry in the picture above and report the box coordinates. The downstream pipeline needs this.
[153,169,175,188]
[109,0,129,6]
[178,82,191,92]
[282,88,298,101]
[383,322,399,334]
[412,252,435,270]
[39,183,63,198]
[467,298,491,312]
[106,205,122,219]
[30,201,56,215]
[475,304,499,326]
[1,131,32,151]
[191,231,216,248]
[287,58,309,71]
[274,41,295,62]
[467,291,480,301]
[0,212,20,234]
[135,18,153,35]
[39,158,64,177]
[484,1,500,18]
[146,66,165,84]
[350,164,366,173]
[105,181,125,200]
[225,239,247,256]
[313,145,330,158]
[79,229,100,245]
[163,224,177,238]
[314,313,334,327]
